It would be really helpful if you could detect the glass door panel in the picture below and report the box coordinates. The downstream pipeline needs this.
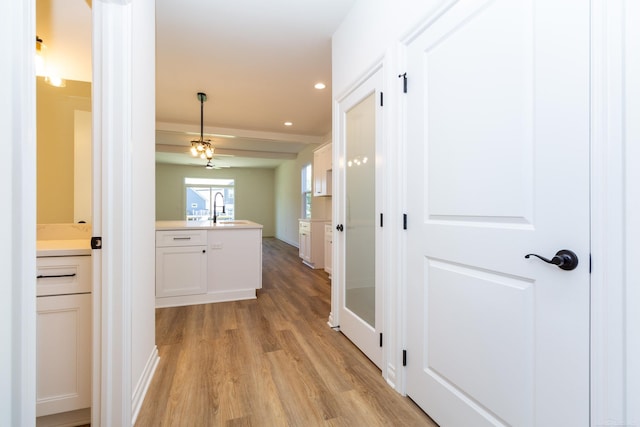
[345,92,376,328]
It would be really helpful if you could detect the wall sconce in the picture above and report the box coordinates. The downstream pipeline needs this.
[36,35,66,87]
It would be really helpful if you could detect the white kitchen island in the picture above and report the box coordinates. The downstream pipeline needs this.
[155,220,263,308]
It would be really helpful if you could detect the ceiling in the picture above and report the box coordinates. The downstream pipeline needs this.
[36,0,356,168]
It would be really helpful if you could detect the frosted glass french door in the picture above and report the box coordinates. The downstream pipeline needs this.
[337,68,383,368]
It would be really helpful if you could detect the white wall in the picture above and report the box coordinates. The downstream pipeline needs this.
[274,143,332,246]
[332,0,441,97]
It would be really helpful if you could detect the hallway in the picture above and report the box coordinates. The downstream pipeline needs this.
[135,238,435,426]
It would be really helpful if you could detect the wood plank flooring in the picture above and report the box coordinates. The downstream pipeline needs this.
[135,238,436,426]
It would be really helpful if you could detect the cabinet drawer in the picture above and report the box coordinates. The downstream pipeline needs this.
[299,221,310,234]
[156,230,207,247]
[36,256,91,296]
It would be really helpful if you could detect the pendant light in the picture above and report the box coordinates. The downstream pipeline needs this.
[191,92,215,167]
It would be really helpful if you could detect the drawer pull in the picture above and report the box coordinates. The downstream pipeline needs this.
[173,237,192,240]
[37,273,77,279]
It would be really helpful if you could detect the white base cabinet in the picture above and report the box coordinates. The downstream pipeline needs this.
[36,293,92,417]
[299,219,328,269]
[36,254,92,418]
[155,229,208,298]
[155,224,262,308]
[324,224,333,277]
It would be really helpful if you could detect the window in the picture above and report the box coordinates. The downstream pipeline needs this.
[185,177,235,221]
[302,163,312,219]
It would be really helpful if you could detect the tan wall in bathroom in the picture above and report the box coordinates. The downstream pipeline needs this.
[36,78,91,223]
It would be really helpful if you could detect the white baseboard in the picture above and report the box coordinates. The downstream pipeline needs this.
[131,345,160,425]
[275,235,299,248]
[386,363,398,391]
[155,289,257,308]
[36,408,91,427]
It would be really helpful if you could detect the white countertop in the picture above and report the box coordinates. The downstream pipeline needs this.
[37,239,92,257]
[156,220,263,231]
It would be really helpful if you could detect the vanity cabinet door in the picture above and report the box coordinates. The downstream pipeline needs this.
[299,221,311,262]
[156,245,208,297]
[36,293,92,416]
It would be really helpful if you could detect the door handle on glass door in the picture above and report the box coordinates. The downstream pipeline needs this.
[525,249,579,271]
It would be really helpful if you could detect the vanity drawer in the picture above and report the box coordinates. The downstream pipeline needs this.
[36,255,91,296]
[156,230,208,247]
[299,221,310,234]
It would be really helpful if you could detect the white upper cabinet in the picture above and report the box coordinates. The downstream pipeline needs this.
[313,143,332,196]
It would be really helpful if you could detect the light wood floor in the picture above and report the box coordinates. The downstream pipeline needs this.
[135,238,436,426]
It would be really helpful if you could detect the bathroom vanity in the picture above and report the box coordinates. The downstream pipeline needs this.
[155,220,263,308]
[36,237,92,425]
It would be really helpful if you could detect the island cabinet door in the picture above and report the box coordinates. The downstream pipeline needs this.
[155,245,208,297]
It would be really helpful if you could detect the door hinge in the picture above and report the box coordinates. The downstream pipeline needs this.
[91,236,102,250]
[403,213,407,230]
[379,333,383,347]
[380,213,384,228]
[589,253,592,273]
[402,350,407,366]
[398,72,407,93]
[380,91,384,106]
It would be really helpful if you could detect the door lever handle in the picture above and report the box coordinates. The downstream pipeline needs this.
[525,249,579,271]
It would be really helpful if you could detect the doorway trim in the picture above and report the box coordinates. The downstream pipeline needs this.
[590,0,640,424]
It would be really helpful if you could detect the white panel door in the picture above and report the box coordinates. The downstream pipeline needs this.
[405,1,590,426]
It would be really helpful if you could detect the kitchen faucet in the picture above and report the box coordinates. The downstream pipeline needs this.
[212,191,225,223]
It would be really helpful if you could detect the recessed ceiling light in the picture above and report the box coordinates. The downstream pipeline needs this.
[314,82,326,90]
[284,121,293,126]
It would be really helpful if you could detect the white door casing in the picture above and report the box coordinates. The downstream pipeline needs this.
[404,1,590,426]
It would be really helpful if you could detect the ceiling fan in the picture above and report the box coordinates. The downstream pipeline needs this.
[203,160,230,170]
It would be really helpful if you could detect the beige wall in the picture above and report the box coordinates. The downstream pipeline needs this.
[36,78,91,223]
[274,143,332,246]
[156,163,276,237]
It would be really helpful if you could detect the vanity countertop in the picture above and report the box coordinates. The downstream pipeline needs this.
[37,239,92,257]
[156,220,263,231]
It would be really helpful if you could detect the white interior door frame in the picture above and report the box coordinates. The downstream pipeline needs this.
[2,0,37,425]
[92,1,134,425]
[590,0,640,425]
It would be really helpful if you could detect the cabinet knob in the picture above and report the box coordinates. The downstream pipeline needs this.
[202,249,206,254]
